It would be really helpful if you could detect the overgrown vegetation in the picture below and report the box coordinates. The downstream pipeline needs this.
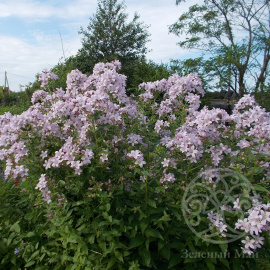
[1,0,270,268]
[1,62,270,269]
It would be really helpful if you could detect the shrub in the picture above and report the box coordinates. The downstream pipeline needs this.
[0,61,270,269]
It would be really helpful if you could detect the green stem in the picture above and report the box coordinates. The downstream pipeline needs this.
[185,162,191,182]
[92,120,99,151]
[145,131,151,216]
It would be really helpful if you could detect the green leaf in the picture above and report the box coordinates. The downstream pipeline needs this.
[105,203,111,211]
[140,182,147,190]
[26,232,36,237]
[219,257,230,269]
[10,221,20,233]
[25,261,35,268]
[141,170,150,176]
[145,228,163,240]
[247,151,257,161]
[67,234,78,243]
[187,239,196,252]
[88,235,95,244]
[205,258,216,270]
[168,253,182,268]
[59,180,66,186]
[134,168,141,175]
[77,224,86,231]
[7,232,16,246]
[251,167,264,175]
[184,257,198,263]
[114,250,124,263]
[128,235,144,249]
[11,256,16,265]
[158,240,165,251]
[147,199,157,208]
[139,248,151,267]
[232,258,242,270]
[106,257,117,270]
[77,239,88,255]
[138,209,146,221]
[60,254,70,263]
[252,185,269,193]
[30,250,40,260]
[219,243,228,253]
[160,246,170,260]
[145,238,150,251]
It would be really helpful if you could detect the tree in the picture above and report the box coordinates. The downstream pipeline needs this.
[0,86,4,101]
[125,57,171,94]
[169,57,213,91]
[78,0,150,73]
[169,0,270,97]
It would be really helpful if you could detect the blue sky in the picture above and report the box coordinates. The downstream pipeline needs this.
[0,0,198,91]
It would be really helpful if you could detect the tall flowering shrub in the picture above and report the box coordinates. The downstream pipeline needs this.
[0,61,270,269]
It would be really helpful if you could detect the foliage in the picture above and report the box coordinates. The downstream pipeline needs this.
[0,62,270,269]
[0,90,32,115]
[170,0,270,96]
[170,58,215,92]
[0,87,4,101]
[48,57,79,90]
[78,0,150,69]
[124,57,171,94]
[255,89,270,112]
[22,56,171,97]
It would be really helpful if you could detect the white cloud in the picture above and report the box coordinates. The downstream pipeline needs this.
[126,0,199,62]
[0,0,54,19]
[0,0,97,19]
[0,33,81,91]
[0,0,201,91]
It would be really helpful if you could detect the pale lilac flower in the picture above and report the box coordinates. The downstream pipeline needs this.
[207,211,227,235]
[127,150,146,168]
[127,134,143,146]
[35,174,52,204]
[160,172,176,184]
[161,158,170,167]
[233,198,241,210]
[242,236,255,250]
[253,236,264,248]
[81,149,94,165]
[40,150,48,159]
[241,247,254,255]
[39,69,59,88]
[31,90,48,104]
[237,139,251,149]
[100,153,108,163]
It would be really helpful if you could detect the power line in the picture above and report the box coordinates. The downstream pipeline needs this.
[4,72,34,80]
[0,69,34,80]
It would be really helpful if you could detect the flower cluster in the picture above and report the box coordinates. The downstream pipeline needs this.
[38,68,59,88]
[127,150,146,168]
[35,174,51,204]
[0,61,269,257]
[207,211,228,237]
[235,199,270,254]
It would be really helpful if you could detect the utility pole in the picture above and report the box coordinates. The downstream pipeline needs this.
[4,71,9,94]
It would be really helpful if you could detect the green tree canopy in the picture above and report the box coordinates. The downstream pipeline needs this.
[77,0,150,73]
[170,0,270,97]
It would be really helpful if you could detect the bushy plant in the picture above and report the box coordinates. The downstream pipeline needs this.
[0,89,33,116]
[0,61,270,269]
